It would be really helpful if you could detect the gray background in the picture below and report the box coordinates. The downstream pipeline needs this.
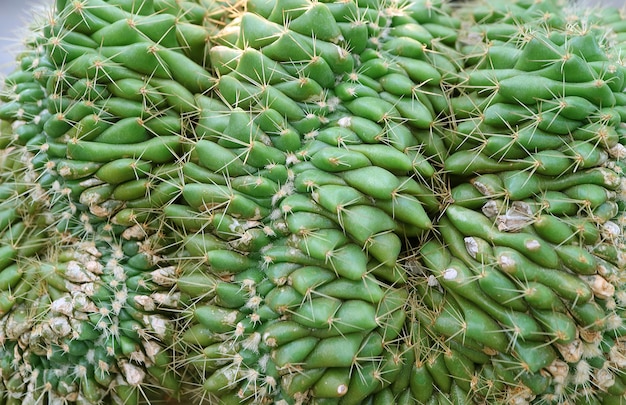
[1,0,626,74]
[1,0,49,74]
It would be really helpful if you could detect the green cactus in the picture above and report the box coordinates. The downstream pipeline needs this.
[2,0,626,404]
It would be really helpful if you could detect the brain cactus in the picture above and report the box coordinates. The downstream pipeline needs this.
[2,0,626,404]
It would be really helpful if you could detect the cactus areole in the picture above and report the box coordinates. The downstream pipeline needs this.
[3,0,626,403]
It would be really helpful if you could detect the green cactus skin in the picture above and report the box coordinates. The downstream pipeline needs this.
[435,0,626,403]
[2,0,626,404]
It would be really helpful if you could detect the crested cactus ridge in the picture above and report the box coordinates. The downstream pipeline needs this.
[2,0,626,404]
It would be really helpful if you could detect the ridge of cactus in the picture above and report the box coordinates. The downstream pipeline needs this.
[2,0,626,404]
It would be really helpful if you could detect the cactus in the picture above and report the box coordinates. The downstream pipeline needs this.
[2,0,626,404]
[435,2,626,403]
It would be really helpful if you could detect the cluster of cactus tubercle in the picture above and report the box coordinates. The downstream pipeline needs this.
[3,0,626,404]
